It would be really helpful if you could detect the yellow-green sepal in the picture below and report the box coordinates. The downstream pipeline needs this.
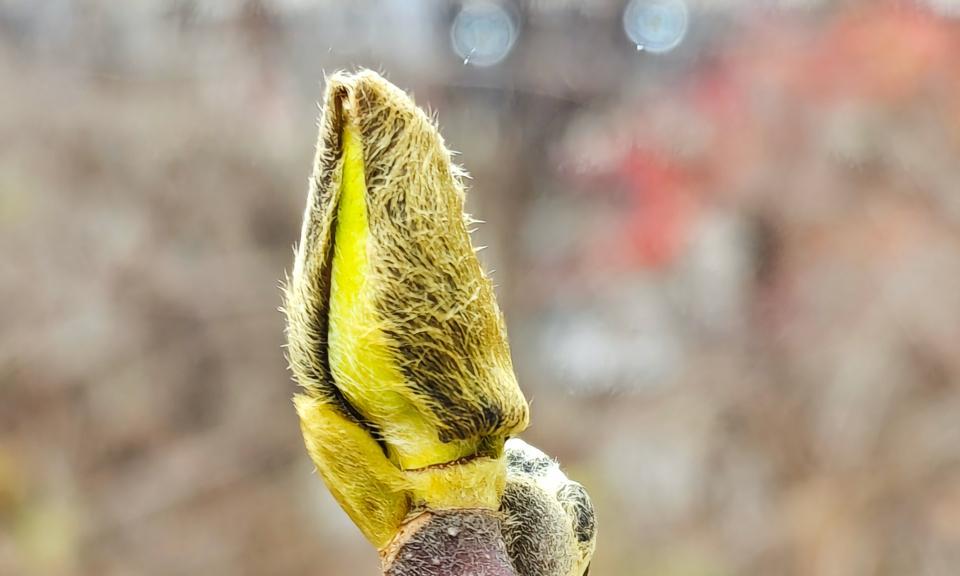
[406,456,506,511]
[294,394,409,549]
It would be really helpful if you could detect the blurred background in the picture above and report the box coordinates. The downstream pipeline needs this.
[2,0,960,574]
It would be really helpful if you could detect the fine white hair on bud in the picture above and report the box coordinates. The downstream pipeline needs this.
[501,439,597,576]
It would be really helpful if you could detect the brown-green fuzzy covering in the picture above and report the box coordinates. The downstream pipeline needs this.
[284,69,528,451]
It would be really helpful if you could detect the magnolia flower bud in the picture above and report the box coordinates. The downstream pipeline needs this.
[284,70,529,548]
[501,439,597,576]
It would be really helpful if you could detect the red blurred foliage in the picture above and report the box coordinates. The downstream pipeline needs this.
[572,0,960,273]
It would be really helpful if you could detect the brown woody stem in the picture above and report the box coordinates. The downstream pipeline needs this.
[381,510,518,576]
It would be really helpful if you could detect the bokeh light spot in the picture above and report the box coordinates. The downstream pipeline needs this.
[623,0,689,54]
[451,1,517,67]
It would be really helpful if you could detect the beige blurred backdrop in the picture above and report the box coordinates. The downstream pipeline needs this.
[2,1,960,575]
